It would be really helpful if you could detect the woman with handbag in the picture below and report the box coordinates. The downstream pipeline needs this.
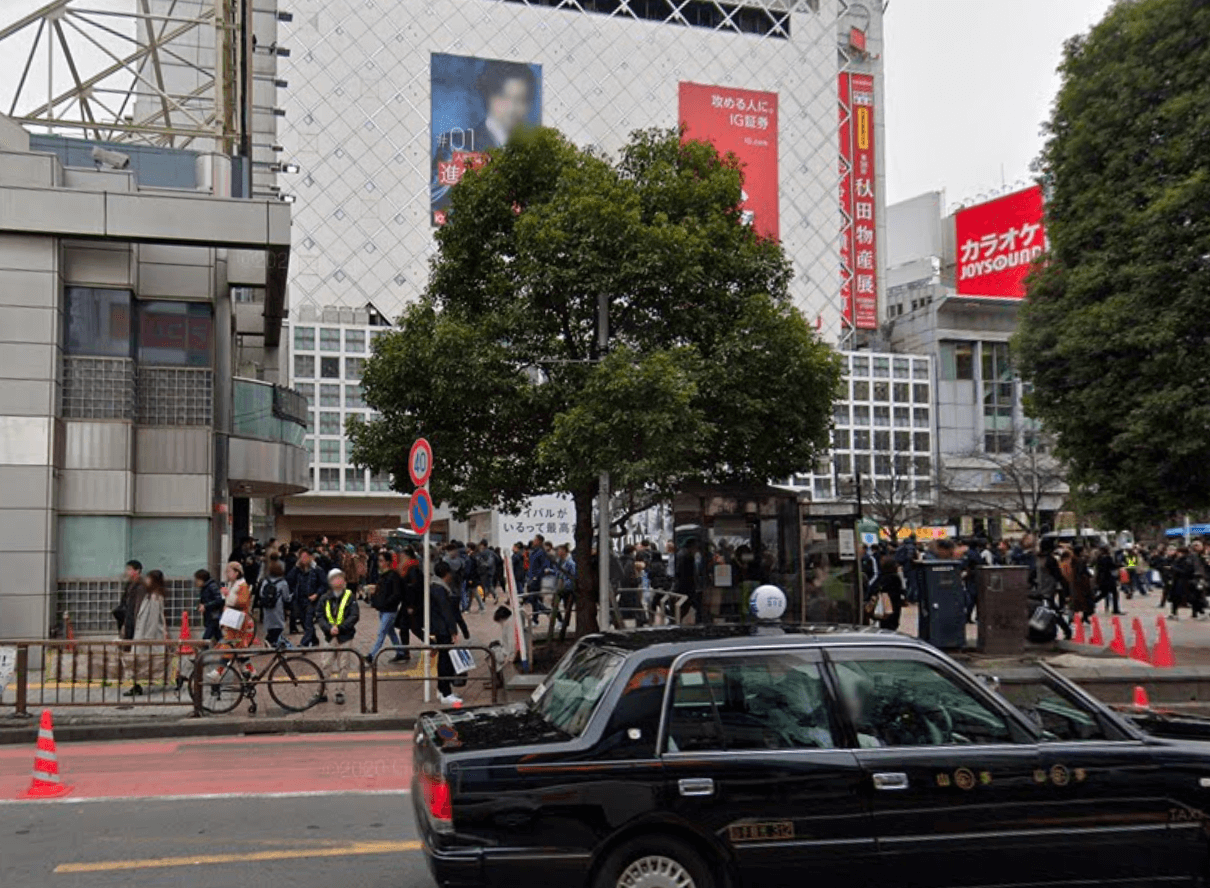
[221,561,255,645]
[865,555,904,631]
[123,569,169,696]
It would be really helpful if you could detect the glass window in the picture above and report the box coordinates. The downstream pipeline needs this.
[370,471,393,491]
[914,383,930,403]
[873,406,890,427]
[893,358,910,379]
[833,404,850,425]
[940,342,975,381]
[852,380,869,401]
[997,679,1112,742]
[667,652,836,752]
[345,468,366,491]
[320,356,340,378]
[295,383,315,407]
[319,384,341,407]
[852,453,871,476]
[813,478,833,500]
[319,467,341,491]
[914,407,930,428]
[893,407,910,428]
[835,453,851,475]
[345,329,365,353]
[306,412,315,434]
[65,287,134,357]
[913,360,930,381]
[872,356,890,379]
[319,439,341,463]
[915,456,932,476]
[895,431,911,452]
[853,429,871,450]
[138,301,213,366]
[853,405,870,426]
[345,384,366,408]
[873,382,890,402]
[304,437,314,461]
[294,355,315,378]
[874,454,891,476]
[531,643,625,738]
[832,429,850,450]
[874,430,890,451]
[319,411,341,435]
[320,328,341,351]
[850,355,869,376]
[894,453,912,475]
[893,382,909,403]
[914,431,931,452]
[345,357,366,380]
[294,326,315,351]
[830,652,1014,747]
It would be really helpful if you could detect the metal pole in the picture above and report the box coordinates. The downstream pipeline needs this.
[854,471,864,621]
[597,289,610,633]
[423,527,431,702]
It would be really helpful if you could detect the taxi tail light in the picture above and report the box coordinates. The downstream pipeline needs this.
[422,772,453,825]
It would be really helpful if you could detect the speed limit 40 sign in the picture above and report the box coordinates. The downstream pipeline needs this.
[408,438,433,487]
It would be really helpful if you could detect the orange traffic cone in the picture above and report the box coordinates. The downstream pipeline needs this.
[1132,685,1150,709]
[1153,616,1176,668]
[1089,615,1104,646]
[1110,616,1128,656]
[18,710,72,799]
[1072,613,1085,644]
[178,611,194,656]
[1129,617,1150,664]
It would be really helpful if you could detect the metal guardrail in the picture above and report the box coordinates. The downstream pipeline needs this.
[3,638,498,719]
[368,644,499,714]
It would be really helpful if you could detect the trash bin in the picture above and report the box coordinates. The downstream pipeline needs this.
[917,560,966,650]
[976,565,1030,655]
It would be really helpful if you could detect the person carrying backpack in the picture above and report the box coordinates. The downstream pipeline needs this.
[259,557,292,646]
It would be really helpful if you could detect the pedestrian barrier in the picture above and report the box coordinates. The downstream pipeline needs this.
[191,642,367,716]
[368,644,499,714]
[18,709,72,799]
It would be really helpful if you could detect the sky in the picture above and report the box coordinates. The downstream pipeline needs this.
[882,0,1115,210]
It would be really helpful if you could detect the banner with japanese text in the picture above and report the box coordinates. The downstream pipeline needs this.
[954,185,1046,298]
[678,82,779,240]
[431,53,543,226]
[494,495,577,548]
[839,72,878,330]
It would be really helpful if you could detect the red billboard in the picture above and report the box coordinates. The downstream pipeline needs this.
[839,72,878,330]
[678,82,779,240]
[955,185,1045,298]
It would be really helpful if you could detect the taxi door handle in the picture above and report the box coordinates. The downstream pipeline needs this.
[679,778,715,797]
[873,772,909,791]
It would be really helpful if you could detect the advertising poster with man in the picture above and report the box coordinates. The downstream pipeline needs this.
[430,53,543,225]
[678,81,780,240]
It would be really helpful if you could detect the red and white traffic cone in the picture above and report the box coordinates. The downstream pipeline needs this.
[18,710,72,799]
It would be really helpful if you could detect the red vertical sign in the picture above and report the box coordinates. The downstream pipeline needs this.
[679,82,780,241]
[839,73,878,330]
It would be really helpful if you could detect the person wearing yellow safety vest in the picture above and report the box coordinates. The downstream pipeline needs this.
[1125,549,1148,599]
[316,568,360,705]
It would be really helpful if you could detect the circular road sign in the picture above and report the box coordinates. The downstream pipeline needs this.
[408,438,433,487]
[410,487,434,536]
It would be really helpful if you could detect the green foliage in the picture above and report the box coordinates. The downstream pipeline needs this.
[1014,0,1210,525]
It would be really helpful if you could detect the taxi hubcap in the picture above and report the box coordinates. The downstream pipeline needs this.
[617,855,695,888]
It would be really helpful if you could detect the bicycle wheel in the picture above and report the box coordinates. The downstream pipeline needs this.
[198,648,245,715]
[266,655,326,712]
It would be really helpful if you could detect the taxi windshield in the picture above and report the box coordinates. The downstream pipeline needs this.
[530,643,624,737]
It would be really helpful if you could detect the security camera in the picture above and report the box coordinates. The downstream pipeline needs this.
[91,146,131,170]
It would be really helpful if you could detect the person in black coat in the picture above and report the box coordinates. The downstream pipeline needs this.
[421,561,470,706]
[194,569,224,641]
[367,552,408,664]
[287,549,328,647]
[866,555,904,631]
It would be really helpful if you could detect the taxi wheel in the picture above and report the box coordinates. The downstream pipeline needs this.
[596,836,715,888]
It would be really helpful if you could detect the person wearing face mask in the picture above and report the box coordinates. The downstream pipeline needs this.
[316,568,360,705]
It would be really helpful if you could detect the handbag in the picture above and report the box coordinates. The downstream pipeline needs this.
[1028,605,1055,635]
[874,592,892,619]
[449,647,476,675]
[219,607,246,631]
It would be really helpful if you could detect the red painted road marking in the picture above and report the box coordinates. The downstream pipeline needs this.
[0,731,414,802]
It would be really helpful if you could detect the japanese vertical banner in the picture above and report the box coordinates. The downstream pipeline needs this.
[839,73,878,330]
[679,82,780,240]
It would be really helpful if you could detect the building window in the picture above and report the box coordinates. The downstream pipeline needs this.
[294,383,315,407]
[833,404,850,425]
[852,454,871,476]
[345,330,365,353]
[319,467,341,491]
[915,456,932,476]
[345,384,366,408]
[320,328,341,351]
[873,382,890,402]
[320,356,340,378]
[345,357,366,380]
[940,341,975,381]
[850,355,869,376]
[873,406,891,427]
[872,357,890,379]
[873,430,890,452]
[319,439,341,463]
[136,301,213,367]
[294,326,315,351]
[913,383,930,403]
[852,380,869,401]
[306,412,315,434]
[895,431,911,452]
[319,411,342,435]
[832,429,850,450]
[65,287,134,357]
[319,384,341,407]
[345,468,366,491]
[853,405,870,426]
[294,355,315,378]
[874,454,892,476]
[370,471,392,491]
[835,453,852,475]
[814,478,832,499]
[304,437,315,461]
[913,407,930,428]
[982,342,1015,454]
[913,360,930,381]
[853,429,871,450]
[914,432,931,452]
[893,383,909,402]
[894,407,910,428]
[893,358,910,380]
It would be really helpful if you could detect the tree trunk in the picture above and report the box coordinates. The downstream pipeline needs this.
[572,486,599,635]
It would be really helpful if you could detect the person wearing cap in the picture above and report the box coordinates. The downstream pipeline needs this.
[316,568,360,705]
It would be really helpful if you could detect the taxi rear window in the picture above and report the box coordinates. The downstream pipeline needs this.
[531,643,624,737]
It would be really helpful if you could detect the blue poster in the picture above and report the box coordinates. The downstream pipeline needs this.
[431,53,543,225]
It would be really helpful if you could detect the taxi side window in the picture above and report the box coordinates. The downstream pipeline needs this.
[831,654,1014,748]
[667,653,836,752]
[597,660,670,759]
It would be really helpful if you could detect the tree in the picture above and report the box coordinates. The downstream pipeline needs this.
[937,436,1069,535]
[848,459,925,544]
[1014,0,1210,526]
[350,126,842,633]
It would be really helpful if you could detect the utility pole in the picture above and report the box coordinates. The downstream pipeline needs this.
[853,470,864,621]
[597,291,611,633]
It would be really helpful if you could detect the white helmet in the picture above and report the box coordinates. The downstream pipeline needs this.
[749,585,787,621]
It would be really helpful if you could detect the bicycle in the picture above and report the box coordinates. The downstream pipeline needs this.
[197,641,326,715]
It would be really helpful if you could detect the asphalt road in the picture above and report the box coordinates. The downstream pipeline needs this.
[0,732,433,887]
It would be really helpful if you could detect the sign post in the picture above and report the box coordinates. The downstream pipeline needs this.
[409,439,434,702]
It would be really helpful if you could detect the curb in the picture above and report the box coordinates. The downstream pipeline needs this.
[0,714,416,745]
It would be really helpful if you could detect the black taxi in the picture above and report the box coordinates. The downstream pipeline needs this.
[412,624,1210,888]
